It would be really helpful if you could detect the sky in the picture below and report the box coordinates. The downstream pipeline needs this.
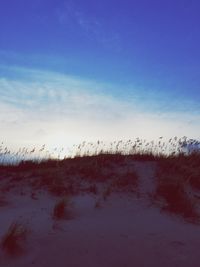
[0,0,200,153]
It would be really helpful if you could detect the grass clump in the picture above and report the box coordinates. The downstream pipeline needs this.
[52,197,73,220]
[87,184,98,194]
[94,199,101,209]
[1,222,28,255]
[103,186,112,201]
[154,155,200,223]
[113,169,138,191]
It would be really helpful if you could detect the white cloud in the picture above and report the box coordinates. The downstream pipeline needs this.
[0,66,200,154]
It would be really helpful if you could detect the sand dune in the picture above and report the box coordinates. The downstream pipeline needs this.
[0,157,200,267]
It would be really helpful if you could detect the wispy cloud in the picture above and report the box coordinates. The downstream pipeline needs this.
[56,1,121,50]
[0,65,200,151]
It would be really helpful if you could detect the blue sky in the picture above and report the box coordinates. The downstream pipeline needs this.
[1,0,200,151]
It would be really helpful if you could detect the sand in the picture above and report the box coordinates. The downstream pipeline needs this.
[0,161,200,267]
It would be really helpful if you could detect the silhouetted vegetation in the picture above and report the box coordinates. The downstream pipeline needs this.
[153,153,200,223]
[0,137,200,224]
[52,198,73,220]
[1,222,28,256]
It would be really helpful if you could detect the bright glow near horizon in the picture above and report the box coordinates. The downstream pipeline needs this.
[0,67,200,156]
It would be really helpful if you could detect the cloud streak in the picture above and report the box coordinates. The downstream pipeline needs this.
[0,66,200,153]
[56,1,121,50]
